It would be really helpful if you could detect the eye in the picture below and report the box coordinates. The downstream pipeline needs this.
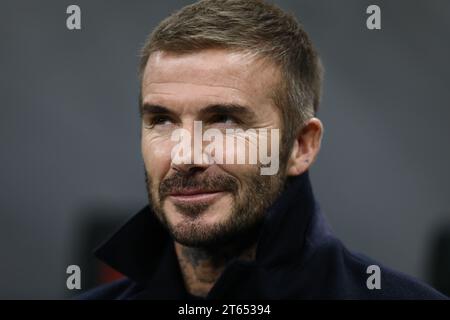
[144,115,174,128]
[153,115,173,125]
[210,114,239,125]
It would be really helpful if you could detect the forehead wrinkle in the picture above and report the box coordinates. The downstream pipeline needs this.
[142,81,254,108]
[147,91,245,102]
[145,80,244,92]
[142,55,273,96]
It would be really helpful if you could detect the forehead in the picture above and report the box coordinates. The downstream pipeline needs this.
[141,49,281,111]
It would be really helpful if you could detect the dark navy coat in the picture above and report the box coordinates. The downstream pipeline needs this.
[78,172,447,299]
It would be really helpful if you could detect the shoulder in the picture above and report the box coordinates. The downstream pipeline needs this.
[302,230,448,299]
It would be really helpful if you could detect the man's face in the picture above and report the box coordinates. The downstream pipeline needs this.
[141,49,288,247]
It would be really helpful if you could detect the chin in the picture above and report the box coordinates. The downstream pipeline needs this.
[169,220,230,247]
[165,209,233,246]
[169,206,230,228]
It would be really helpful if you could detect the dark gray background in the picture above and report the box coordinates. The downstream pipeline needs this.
[1,0,449,299]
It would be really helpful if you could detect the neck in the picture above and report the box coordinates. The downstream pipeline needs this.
[174,240,257,297]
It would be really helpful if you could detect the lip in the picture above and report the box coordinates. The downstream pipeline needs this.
[168,190,225,204]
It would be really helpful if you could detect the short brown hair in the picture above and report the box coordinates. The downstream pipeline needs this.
[139,0,323,156]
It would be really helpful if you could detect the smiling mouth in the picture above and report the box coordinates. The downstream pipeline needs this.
[168,189,226,204]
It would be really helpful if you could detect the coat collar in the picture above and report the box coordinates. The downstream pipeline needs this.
[95,171,317,297]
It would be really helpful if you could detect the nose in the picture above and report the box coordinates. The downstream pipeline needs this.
[170,120,215,174]
[171,162,208,175]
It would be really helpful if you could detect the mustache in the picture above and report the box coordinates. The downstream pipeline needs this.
[159,171,239,199]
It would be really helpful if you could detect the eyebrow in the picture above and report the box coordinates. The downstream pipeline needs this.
[199,103,256,119]
[140,104,171,116]
[140,103,256,119]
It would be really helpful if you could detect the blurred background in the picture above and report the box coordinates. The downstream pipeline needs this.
[0,0,449,299]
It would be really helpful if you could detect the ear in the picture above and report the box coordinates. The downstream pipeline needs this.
[285,117,323,176]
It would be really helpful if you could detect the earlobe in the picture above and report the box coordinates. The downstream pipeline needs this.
[285,117,323,177]
[286,140,303,176]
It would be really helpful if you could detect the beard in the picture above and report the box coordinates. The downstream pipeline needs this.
[145,165,287,249]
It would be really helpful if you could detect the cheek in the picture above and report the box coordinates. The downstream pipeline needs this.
[221,130,274,168]
[219,161,260,190]
[141,130,174,181]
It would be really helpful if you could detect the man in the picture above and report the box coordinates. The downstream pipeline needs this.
[80,0,447,299]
